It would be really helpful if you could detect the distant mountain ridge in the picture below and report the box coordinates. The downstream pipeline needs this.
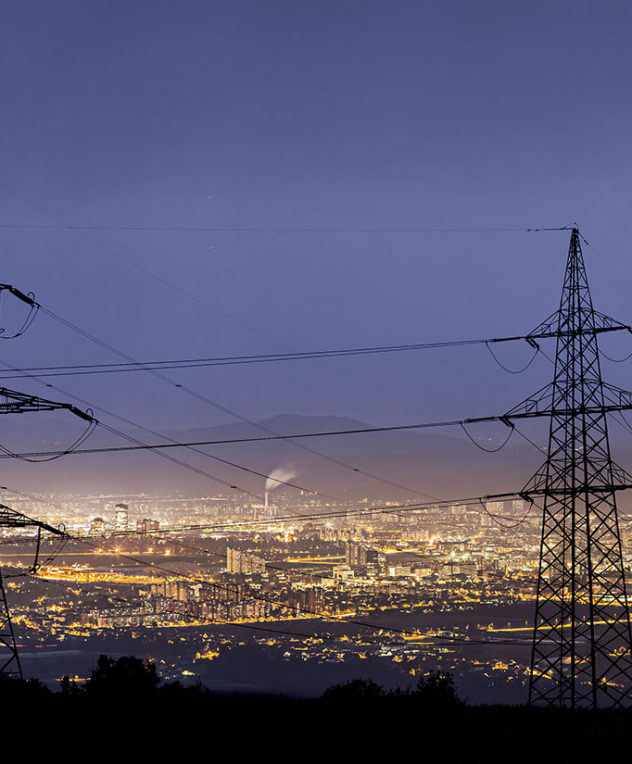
[4,413,632,507]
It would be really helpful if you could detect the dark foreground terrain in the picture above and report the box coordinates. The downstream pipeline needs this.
[3,656,631,761]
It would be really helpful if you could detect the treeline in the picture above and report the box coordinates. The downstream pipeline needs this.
[1,656,463,705]
[3,656,632,760]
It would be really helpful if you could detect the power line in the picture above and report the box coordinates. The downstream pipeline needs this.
[33,529,533,647]
[0,326,625,382]
[0,334,554,379]
[0,489,542,647]
[0,412,562,459]
[0,185,591,501]
[21,569,346,642]
[35,308,441,501]
[0,483,550,645]
[0,485,532,538]
[2,400,631,466]
[0,363,257,496]
[0,357,338,500]
[1,184,623,508]
[0,416,495,458]
[30,569,529,647]
[92,492,533,534]
[0,484,542,614]
[0,222,575,233]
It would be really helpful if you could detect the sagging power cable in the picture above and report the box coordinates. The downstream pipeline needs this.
[35,308,441,501]
[0,333,568,379]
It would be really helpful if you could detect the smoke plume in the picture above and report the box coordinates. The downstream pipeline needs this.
[265,464,297,493]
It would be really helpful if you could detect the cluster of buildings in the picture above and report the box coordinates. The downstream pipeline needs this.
[88,503,160,537]
[226,547,266,575]
[3,491,632,692]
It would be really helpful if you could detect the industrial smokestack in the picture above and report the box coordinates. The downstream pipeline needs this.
[264,464,297,516]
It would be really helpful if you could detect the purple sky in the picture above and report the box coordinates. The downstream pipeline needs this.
[0,2,632,494]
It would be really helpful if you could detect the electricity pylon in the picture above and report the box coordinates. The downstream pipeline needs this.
[513,229,632,707]
[0,285,94,677]
[0,505,66,677]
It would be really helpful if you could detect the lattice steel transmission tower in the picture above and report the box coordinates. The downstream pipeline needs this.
[0,285,94,677]
[0,506,66,677]
[518,228,632,707]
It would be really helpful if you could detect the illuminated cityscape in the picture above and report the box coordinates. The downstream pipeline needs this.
[1,6,632,743]
[0,485,625,701]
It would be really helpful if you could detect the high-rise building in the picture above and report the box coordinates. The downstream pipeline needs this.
[366,548,387,578]
[137,517,160,535]
[299,588,323,614]
[114,503,129,532]
[89,517,105,536]
[226,547,265,574]
[162,581,190,601]
[345,541,367,567]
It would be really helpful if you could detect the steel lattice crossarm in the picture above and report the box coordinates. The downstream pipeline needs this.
[493,381,632,421]
[520,484,632,497]
[457,384,632,431]
[527,307,631,339]
[0,386,93,420]
[0,503,66,679]
[460,380,632,430]
[521,459,632,497]
[0,503,65,536]
[0,284,37,305]
[0,283,40,339]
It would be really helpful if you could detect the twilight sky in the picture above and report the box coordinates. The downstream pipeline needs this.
[1,1,632,495]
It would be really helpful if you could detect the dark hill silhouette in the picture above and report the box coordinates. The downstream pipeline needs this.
[4,658,632,761]
[3,413,632,505]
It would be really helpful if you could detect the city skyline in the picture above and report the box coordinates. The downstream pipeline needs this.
[1,1,632,708]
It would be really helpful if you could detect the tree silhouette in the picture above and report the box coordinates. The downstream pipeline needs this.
[84,655,160,696]
[322,678,385,699]
[414,671,462,707]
